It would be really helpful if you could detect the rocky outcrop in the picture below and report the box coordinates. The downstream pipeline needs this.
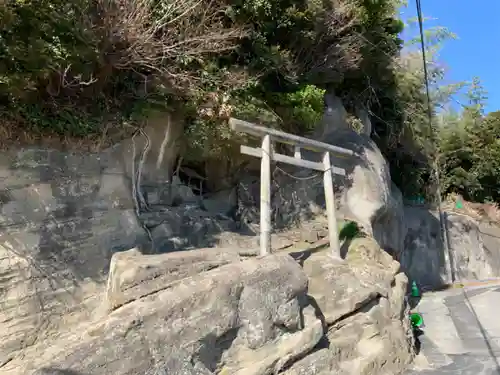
[0,92,407,281]
[285,239,413,375]
[315,94,405,255]
[401,206,500,289]
[2,237,414,375]
[0,136,340,371]
[0,142,243,370]
[0,100,420,375]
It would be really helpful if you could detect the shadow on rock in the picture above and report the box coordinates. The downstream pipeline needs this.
[412,327,424,355]
[408,295,422,309]
[400,206,453,291]
[32,368,83,375]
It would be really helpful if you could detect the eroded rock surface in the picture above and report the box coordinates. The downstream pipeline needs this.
[285,238,414,375]
[2,237,414,375]
[105,247,242,311]
[0,105,418,375]
[11,253,323,375]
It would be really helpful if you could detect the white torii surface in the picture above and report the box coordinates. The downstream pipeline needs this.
[229,118,354,258]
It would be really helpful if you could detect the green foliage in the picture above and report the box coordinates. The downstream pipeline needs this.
[250,85,326,134]
[273,85,325,133]
[10,0,497,209]
[0,0,246,138]
[183,84,325,164]
[339,221,365,241]
[0,0,404,144]
[437,78,500,203]
[374,17,466,200]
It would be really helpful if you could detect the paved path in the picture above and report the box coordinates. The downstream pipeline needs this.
[406,283,500,374]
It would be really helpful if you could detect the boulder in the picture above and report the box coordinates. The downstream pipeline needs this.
[3,236,415,375]
[285,237,414,375]
[202,187,237,216]
[25,254,324,375]
[314,99,406,255]
[105,247,241,311]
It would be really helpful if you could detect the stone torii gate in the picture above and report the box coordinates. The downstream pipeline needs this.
[229,118,354,258]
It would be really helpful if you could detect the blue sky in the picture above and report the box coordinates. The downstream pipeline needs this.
[400,0,500,114]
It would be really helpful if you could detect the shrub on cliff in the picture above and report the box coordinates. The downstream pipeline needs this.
[4,0,447,199]
[1,0,403,138]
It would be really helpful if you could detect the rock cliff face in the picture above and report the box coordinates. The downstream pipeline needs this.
[0,145,217,369]
[401,206,500,289]
[4,95,498,374]
[3,238,414,375]
[0,100,418,374]
[0,94,408,301]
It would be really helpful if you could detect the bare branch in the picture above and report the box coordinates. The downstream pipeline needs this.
[88,0,247,93]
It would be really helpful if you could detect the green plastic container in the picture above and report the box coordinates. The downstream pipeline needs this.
[411,281,420,298]
[410,312,424,328]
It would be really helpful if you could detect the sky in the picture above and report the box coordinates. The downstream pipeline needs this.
[400,0,500,114]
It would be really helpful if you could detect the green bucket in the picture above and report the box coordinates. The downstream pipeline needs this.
[410,312,424,328]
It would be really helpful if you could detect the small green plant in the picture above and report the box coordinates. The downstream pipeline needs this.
[338,220,364,242]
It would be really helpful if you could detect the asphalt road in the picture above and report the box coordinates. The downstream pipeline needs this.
[405,283,500,375]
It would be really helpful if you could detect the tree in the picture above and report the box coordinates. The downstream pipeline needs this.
[374,11,462,199]
[3,0,479,199]
[437,78,500,203]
